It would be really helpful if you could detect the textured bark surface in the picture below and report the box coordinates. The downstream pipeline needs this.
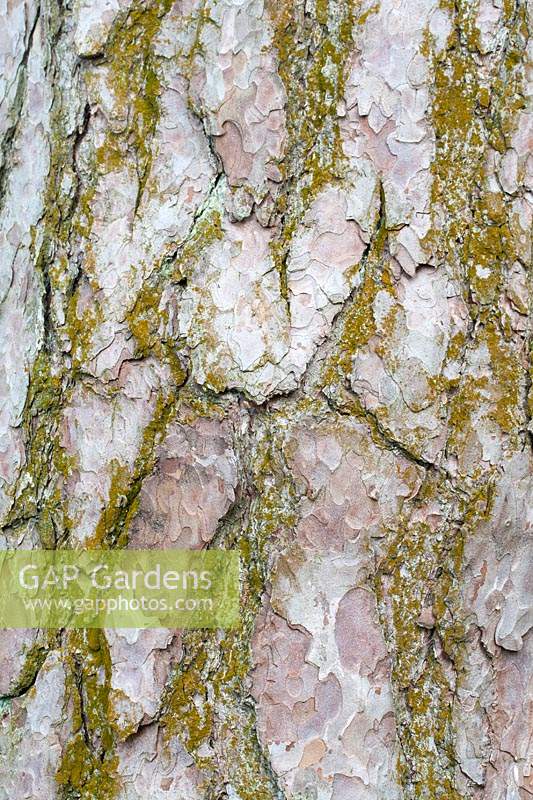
[0,0,532,798]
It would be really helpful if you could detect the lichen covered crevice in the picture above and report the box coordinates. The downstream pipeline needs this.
[159,407,298,799]
[315,179,428,468]
[125,191,224,387]
[56,629,121,800]
[92,0,173,207]
[373,474,497,800]
[266,0,356,301]
[319,182,389,391]
[0,631,60,700]
[3,0,91,547]
[87,386,189,550]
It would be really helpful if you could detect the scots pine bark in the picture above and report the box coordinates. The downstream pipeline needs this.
[0,0,531,798]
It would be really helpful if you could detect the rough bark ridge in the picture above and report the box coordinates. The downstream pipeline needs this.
[0,0,531,798]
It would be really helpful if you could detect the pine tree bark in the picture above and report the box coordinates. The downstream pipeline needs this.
[0,0,531,798]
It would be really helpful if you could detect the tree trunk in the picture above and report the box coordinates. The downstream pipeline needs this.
[0,0,531,797]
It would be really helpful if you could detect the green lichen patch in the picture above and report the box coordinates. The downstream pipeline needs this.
[95,0,173,199]
[483,318,523,436]
[56,630,121,800]
[425,0,528,450]
[64,280,104,372]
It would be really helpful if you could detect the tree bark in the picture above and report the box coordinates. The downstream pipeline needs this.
[0,0,531,798]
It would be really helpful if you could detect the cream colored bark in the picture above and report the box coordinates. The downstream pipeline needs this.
[0,0,531,798]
